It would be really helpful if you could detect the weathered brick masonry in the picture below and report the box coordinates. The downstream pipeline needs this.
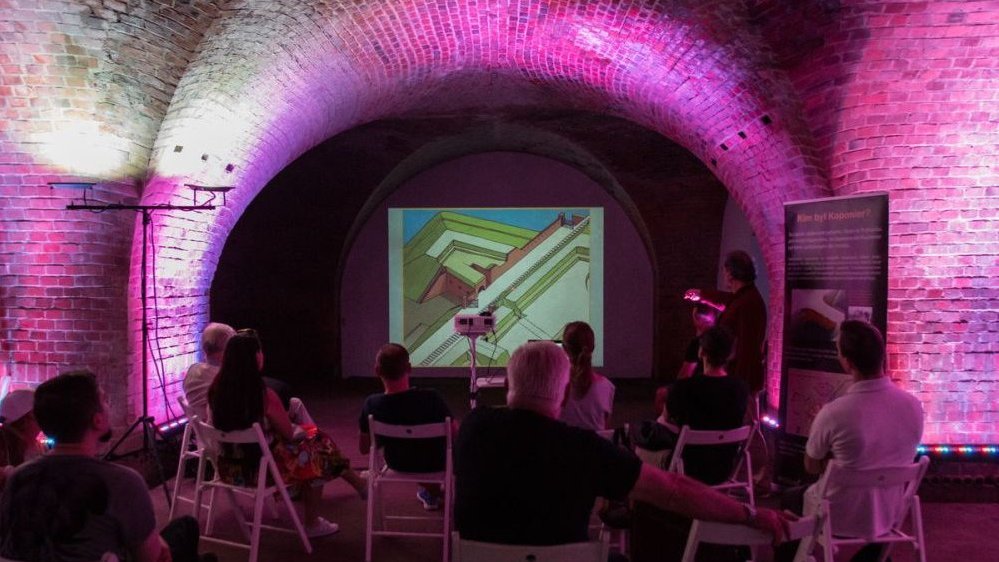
[0,0,994,441]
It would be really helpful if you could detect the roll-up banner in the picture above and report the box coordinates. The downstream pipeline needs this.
[775,193,889,485]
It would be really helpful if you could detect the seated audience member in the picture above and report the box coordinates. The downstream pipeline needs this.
[663,327,750,485]
[208,330,365,538]
[559,321,614,431]
[454,340,789,548]
[654,301,720,417]
[0,390,41,467]
[777,320,924,562]
[359,343,453,510]
[183,322,235,423]
[0,371,206,562]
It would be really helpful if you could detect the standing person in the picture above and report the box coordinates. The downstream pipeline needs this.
[0,371,206,562]
[208,331,365,538]
[359,343,454,510]
[454,340,790,548]
[687,250,767,394]
[183,322,235,423]
[559,321,614,431]
[778,320,924,562]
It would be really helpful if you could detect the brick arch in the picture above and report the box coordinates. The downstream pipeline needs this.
[137,0,828,415]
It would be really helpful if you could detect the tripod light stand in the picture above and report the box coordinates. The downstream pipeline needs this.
[54,182,229,505]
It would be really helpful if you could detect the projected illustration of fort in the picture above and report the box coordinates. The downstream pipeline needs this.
[397,209,598,368]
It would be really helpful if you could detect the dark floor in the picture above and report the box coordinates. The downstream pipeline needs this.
[150,378,998,562]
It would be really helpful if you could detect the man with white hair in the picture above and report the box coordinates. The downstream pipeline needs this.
[454,340,789,547]
[183,322,235,423]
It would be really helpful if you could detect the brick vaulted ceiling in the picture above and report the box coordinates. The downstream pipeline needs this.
[2,1,996,442]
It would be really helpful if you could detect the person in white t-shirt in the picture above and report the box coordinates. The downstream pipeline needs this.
[559,321,614,432]
[778,320,924,562]
[183,322,235,423]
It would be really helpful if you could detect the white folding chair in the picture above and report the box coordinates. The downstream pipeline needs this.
[452,531,610,562]
[192,420,312,562]
[795,456,929,562]
[595,425,630,555]
[681,516,820,562]
[667,424,757,505]
[365,415,453,562]
[168,397,214,521]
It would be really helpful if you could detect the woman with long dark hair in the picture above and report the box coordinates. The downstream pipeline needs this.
[558,321,615,431]
[208,330,364,538]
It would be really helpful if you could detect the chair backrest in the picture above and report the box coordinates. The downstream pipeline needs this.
[192,419,272,482]
[667,424,755,475]
[177,395,199,429]
[452,532,608,562]
[369,416,452,441]
[816,455,930,530]
[368,415,452,474]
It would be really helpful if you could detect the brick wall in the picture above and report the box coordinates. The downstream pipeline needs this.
[0,0,218,423]
[778,0,999,442]
[4,0,991,442]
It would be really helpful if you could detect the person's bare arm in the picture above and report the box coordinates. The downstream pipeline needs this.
[630,464,789,543]
[134,532,171,562]
[677,362,697,380]
[264,389,296,441]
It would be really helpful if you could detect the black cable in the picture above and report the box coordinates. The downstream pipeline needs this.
[146,214,176,422]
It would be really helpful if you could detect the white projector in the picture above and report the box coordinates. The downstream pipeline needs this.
[453,314,495,336]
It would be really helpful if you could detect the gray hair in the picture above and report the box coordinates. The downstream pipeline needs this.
[201,322,236,356]
[507,341,570,409]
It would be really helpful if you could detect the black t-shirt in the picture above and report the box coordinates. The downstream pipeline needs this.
[455,407,642,545]
[666,375,749,485]
[359,387,452,473]
[684,337,704,377]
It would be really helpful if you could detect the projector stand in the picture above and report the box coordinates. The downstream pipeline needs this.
[464,332,506,408]
[466,334,481,409]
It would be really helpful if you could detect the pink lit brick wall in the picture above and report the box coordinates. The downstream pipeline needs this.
[2,1,992,442]
[784,0,999,443]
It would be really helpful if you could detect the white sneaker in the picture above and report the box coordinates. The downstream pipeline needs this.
[306,517,339,538]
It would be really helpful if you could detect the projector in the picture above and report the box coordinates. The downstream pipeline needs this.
[454,314,495,336]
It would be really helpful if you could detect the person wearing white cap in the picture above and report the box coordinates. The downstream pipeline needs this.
[0,389,40,467]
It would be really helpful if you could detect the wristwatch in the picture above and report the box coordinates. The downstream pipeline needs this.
[742,503,758,525]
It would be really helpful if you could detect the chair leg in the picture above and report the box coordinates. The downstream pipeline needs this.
[680,520,701,562]
[442,480,451,562]
[169,427,193,520]
[249,488,266,562]
[911,496,927,562]
[274,478,312,553]
[225,488,251,542]
[365,478,376,562]
[193,456,207,534]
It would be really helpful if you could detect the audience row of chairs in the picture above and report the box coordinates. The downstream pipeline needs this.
[168,401,928,562]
